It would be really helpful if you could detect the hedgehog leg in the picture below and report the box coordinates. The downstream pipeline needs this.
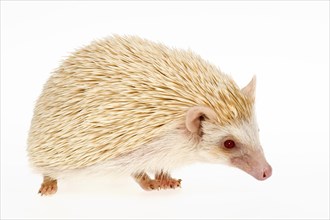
[155,170,182,190]
[38,176,58,196]
[133,172,161,191]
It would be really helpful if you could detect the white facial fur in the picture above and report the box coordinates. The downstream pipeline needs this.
[198,108,262,163]
[197,108,272,180]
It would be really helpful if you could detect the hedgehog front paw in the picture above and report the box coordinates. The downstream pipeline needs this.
[134,173,160,191]
[155,171,182,189]
[134,172,182,191]
[157,178,182,189]
[140,179,162,191]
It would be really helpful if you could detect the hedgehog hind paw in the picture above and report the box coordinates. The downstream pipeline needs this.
[38,176,58,196]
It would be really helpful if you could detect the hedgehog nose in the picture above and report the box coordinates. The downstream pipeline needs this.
[261,164,272,180]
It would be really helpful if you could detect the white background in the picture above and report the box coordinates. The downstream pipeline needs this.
[1,1,329,219]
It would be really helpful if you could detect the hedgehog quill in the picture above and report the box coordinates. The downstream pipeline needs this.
[27,35,272,196]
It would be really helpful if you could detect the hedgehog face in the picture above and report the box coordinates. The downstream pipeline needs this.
[198,113,272,181]
[185,76,272,180]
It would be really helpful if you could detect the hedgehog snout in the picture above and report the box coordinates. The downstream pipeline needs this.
[230,151,272,181]
[255,163,272,181]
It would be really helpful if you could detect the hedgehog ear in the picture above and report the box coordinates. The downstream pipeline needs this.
[185,106,217,136]
[241,75,256,100]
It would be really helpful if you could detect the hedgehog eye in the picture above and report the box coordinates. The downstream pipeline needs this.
[224,140,236,149]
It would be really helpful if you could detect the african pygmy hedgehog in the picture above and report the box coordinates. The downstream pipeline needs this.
[27,35,272,195]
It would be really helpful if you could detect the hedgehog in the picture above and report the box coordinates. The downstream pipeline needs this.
[27,35,272,195]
